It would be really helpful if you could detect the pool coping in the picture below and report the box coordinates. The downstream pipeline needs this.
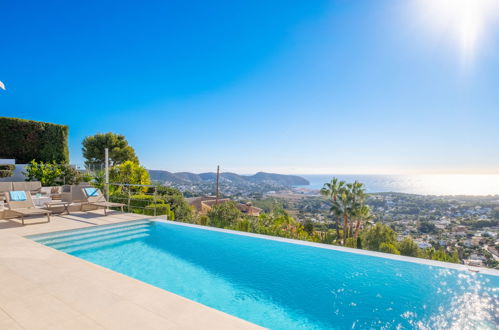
[152,218,499,277]
[0,212,262,329]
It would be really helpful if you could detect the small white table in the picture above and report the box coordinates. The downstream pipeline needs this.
[32,196,52,207]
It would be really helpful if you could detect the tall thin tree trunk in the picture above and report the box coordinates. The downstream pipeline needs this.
[343,214,348,244]
[349,218,354,238]
[335,218,340,241]
[354,219,361,239]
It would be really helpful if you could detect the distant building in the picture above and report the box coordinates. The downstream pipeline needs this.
[463,240,473,248]
[187,196,262,216]
[417,242,432,249]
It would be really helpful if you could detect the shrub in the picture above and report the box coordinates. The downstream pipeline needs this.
[23,161,84,186]
[199,215,209,226]
[207,201,242,228]
[398,237,419,257]
[144,203,174,219]
[361,223,397,251]
[128,194,156,209]
[58,164,83,185]
[109,161,150,191]
[379,243,401,255]
[0,164,15,178]
[345,237,357,248]
[157,193,193,222]
[0,117,69,163]
[23,160,63,186]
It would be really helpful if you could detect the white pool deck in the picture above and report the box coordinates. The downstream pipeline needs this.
[0,211,261,330]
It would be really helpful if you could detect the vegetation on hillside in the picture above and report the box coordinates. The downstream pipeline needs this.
[168,177,464,265]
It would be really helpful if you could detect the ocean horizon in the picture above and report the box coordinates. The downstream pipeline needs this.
[296,174,499,196]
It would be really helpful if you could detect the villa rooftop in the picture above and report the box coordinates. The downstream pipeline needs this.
[0,211,260,329]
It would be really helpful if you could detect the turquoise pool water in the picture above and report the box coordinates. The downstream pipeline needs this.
[30,220,499,329]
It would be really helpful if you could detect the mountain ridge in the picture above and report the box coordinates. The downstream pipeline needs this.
[149,170,309,186]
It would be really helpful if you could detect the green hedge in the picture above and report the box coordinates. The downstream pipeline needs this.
[0,117,69,164]
[144,204,175,219]
[108,193,175,219]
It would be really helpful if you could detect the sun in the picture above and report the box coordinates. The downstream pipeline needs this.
[413,0,499,64]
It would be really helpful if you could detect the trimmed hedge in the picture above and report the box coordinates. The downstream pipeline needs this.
[0,117,69,164]
[144,203,175,219]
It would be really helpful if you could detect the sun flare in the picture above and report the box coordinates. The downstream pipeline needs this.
[413,0,499,64]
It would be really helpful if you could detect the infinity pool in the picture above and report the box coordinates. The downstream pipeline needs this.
[30,220,499,329]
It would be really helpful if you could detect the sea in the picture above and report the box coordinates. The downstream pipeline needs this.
[297,174,499,196]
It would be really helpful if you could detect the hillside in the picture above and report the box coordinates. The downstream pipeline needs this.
[149,170,309,187]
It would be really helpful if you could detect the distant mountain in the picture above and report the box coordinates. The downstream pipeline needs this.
[149,170,309,187]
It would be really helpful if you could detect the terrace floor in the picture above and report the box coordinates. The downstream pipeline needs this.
[0,211,260,329]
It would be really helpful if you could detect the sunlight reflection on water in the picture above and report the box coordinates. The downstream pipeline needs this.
[414,270,498,329]
[301,174,499,195]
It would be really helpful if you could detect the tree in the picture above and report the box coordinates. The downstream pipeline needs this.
[109,161,150,190]
[418,221,437,234]
[398,237,419,257]
[91,170,106,192]
[353,204,371,240]
[156,188,193,222]
[303,220,314,235]
[320,178,346,240]
[348,181,366,238]
[361,223,397,252]
[0,164,15,178]
[82,133,138,169]
[58,164,83,185]
[337,189,352,243]
[207,201,242,228]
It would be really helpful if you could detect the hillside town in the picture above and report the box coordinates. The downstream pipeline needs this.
[261,191,499,268]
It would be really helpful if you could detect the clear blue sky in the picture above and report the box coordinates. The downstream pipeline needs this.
[1,0,498,174]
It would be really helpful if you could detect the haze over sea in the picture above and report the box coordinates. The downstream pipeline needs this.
[298,174,499,196]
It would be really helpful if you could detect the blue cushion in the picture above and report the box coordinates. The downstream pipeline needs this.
[84,187,99,197]
[10,191,27,201]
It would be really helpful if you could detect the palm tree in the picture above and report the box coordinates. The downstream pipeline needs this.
[336,188,352,244]
[320,178,345,241]
[354,204,372,239]
[348,181,366,238]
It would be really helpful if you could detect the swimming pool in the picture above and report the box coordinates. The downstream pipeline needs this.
[29,220,499,329]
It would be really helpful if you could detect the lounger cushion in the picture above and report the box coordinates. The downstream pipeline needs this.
[84,187,99,197]
[10,191,27,201]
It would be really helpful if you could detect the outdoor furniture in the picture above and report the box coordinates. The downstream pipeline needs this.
[44,201,71,215]
[81,187,125,216]
[31,195,52,207]
[62,184,91,203]
[12,182,42,194]
[0,182,12,202]
[0,182,43,201]
[4,191,51,225]
[41,186,62,200]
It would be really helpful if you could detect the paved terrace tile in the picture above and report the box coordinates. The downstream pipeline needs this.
[0,211,261,330]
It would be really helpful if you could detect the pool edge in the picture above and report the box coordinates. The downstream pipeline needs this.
[154,218,499,277]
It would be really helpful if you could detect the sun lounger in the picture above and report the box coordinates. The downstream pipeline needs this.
[4,191,51,225]
[81,187,125,216]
